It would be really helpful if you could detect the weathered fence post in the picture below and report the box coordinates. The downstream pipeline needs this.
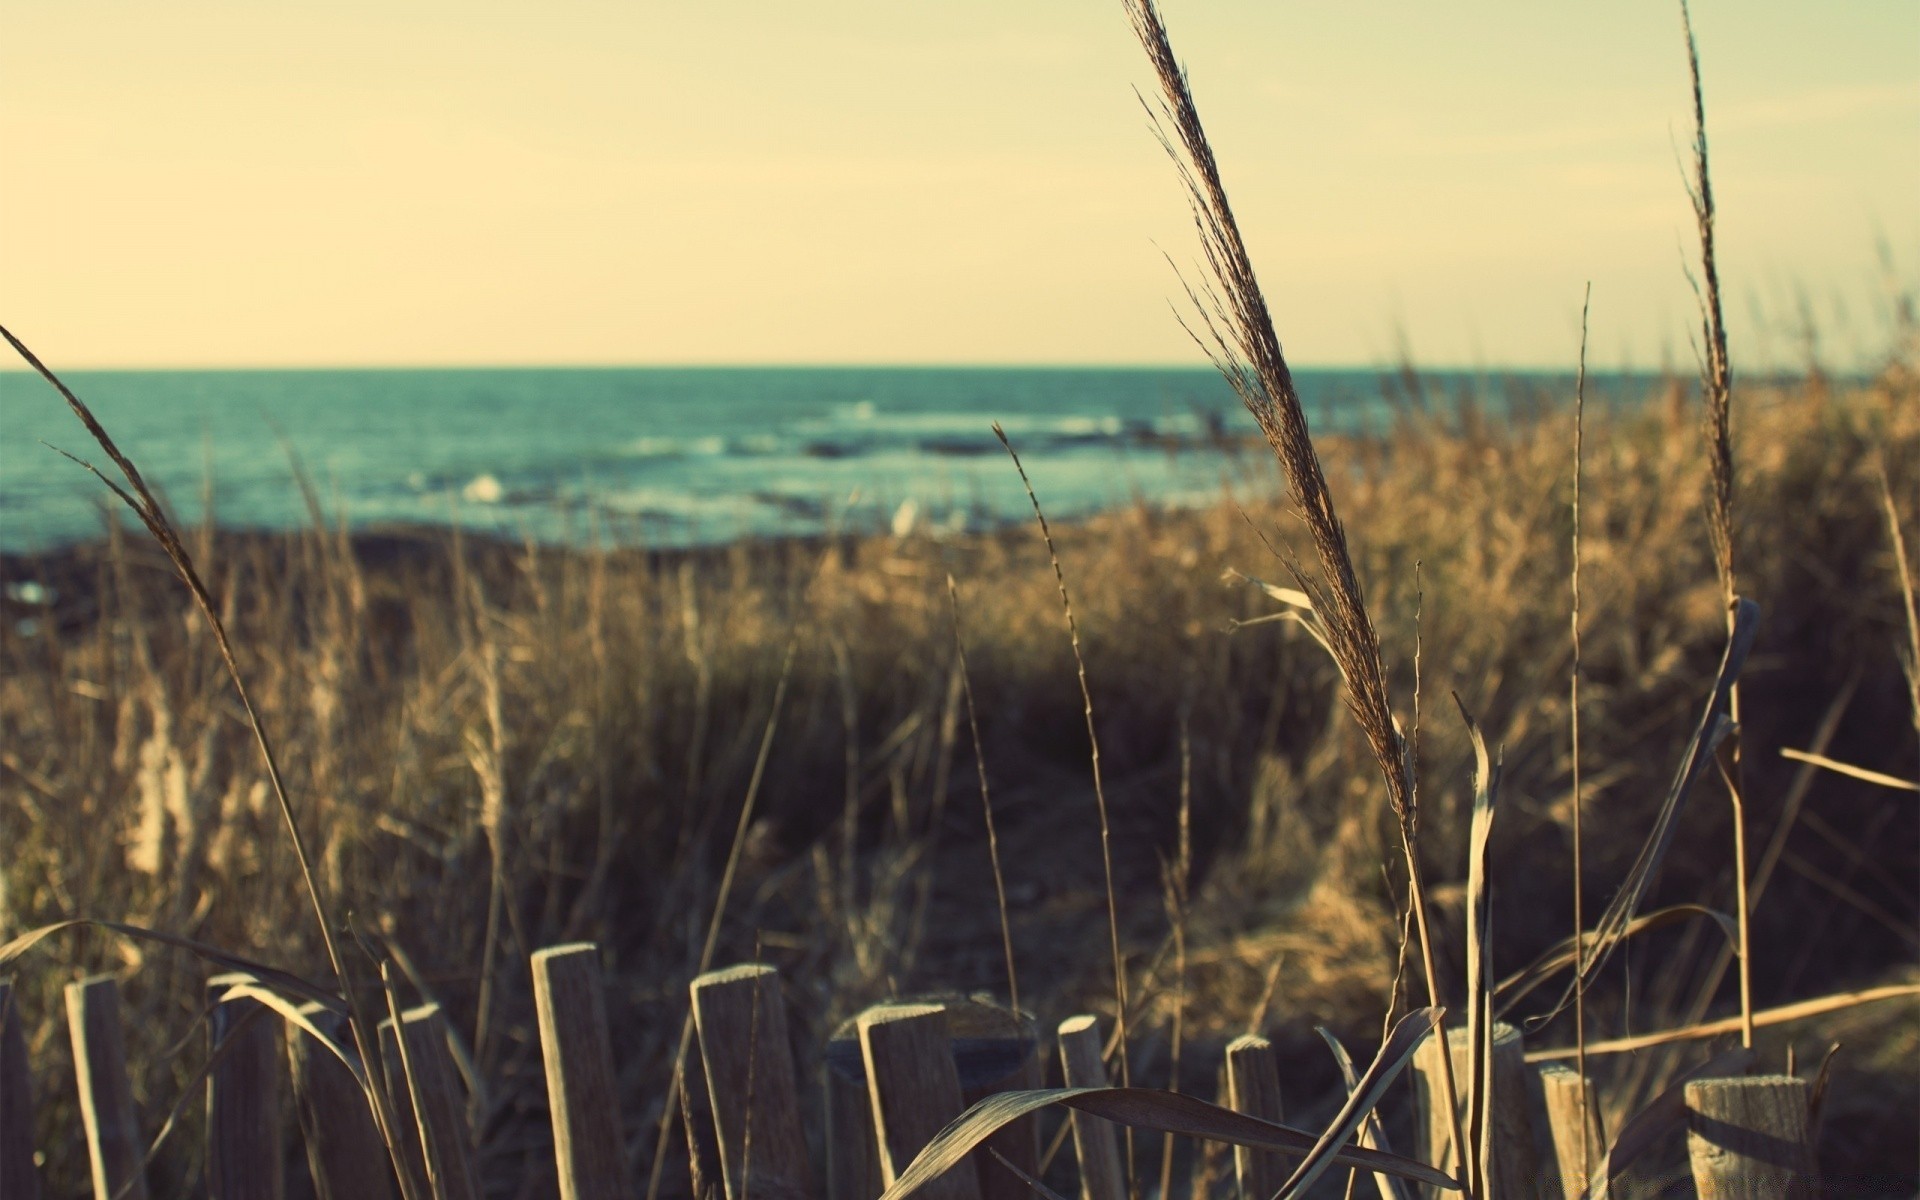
[288,1001,395,1200]
[383,1003,480,1200]
[67,975,149,1200]
[1,978,40,1200]
[689,963,812,1200]
[858,1003,981,1200]
[205,974,283,1200]
[1057,1015,1124,1200]
[1684,1075,1816,1199]
[531,943,627,1200]
[1537,1064,1604,1200]
[1410,1020,1547,1200]
[1225,1033,1286,1200]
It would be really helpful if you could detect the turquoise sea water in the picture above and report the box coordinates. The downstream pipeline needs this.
[0,366,1642,553]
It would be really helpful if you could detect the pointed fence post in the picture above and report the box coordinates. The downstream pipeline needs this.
[689,964,812,1200]
[531,944,628,1200]
[206,974,283,1200]
[67,975,149,1200]
[1684,1075,1816,1200]
[858,1003,981,1200]
[288,1001,394,1200]
[1,978,40,1200]
[1538,1064,1604,1200]
[1057,1015,1124,1200]
[383,1004,479,1200]
[1225,1034,1286,1200]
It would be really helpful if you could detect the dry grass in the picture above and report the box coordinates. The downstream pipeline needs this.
[1,357,1916,1192]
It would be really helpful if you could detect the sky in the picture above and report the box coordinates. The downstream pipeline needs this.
[3,1,1915,369]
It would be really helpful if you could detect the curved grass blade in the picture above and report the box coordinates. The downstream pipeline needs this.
[1274,1008,1442,1199]
[1576,1046,1751,1200]
[1499,905,1738,1019]
[1314,1027,1410,1200]
[1454,694,1500,1200]
[878,1087,1461,1200]
[0,918,344,1011]
[1543,598,1759,1025]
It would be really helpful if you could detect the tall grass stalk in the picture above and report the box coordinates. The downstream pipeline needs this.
[1569,284,1592,1185]
[1679,0,1754,1050]
[1121,0,1467,1174]
[993,423,1135,1187]
[947,576,1022,1017]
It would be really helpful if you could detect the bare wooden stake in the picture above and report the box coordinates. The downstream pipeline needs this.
[858,1003,981,1200]
[1057,1015,1125,1200]
[288,1002,395,1200]
[66,975,149,1200]
[1411,1021,1546,1200]
[206,974,284,1200]
[1225,1034,1286,1200]
[1,978,40,1200]
[1537,1064,1603,1200]
[689,964,812,1200]
[532,944,627,1200]
[1685,1075,1816,1200]
[385,1003,480,1200]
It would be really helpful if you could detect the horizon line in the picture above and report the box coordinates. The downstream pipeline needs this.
[1,358,1696,376]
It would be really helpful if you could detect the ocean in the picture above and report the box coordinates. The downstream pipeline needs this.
[0,365,1633,553]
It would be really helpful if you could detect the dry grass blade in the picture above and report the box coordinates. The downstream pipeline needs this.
[987,1149,1075,1200]
[1454,696,1500,1200]
[1880,462,1920,743]
[994,424,1130,1099]
[877,1087,1461,1200]
[1779,748,1919,792]
[0,918,343,1012]
[1313,1028,1409,1200]
[1529,984,1920,1061]
[1500,905,1738,1018]
[949,575,1022,1016]
[1548,597,1760,1018]
[1271,1008,1442,1200]
[1575,1046,1752,1200]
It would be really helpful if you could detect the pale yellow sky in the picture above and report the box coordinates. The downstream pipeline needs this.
[4,2,1915,368]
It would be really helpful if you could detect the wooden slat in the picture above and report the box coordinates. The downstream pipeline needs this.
[531,944,628,1200]
[1225,1034,1286,1200]
[289,1001,395,1200]
[858,1003,980,1200]
[1056,1016,1124,1200]
[206,974,284,1200]
[1537,1064,1603,1200]
[689,964,811,1200]
[1685,1075,1816,1200]
[67,975,149,1200]
[385,1004,479,1200]
[1,978,40,1200]
[1411,1021,1547,1200]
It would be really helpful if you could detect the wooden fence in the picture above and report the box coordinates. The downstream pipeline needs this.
[0,957,1818,1199]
